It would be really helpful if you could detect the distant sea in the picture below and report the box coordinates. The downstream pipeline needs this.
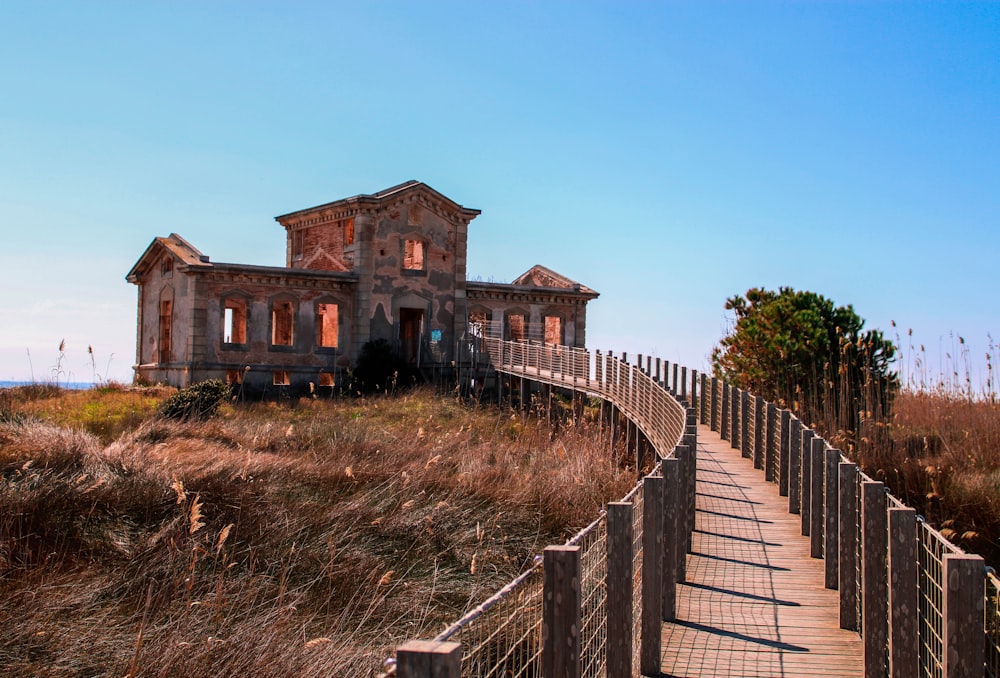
[0,381,94,390]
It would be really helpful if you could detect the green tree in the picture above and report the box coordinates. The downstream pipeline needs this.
[712,287,897,438]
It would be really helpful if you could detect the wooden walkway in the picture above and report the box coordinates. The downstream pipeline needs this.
[660,423,864,677]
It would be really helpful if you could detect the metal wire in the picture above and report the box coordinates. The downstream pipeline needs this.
[988,571,1000,678]
[631,481,645,678]
[916,518,964,677]
[567,517,608,678]
[435,561,543,677]
[419,341,999,677]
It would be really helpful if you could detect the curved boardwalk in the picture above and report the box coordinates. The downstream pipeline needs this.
[661,423,864,677]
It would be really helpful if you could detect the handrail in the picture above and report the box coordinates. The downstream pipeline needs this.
[391,345,998,677]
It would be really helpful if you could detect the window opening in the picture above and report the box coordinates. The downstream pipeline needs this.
[469,311,488,338]
[544,316,562,346]
[507,314,526,342]
[273,370,290,386]
[344,218,355,246]
[318,372,335,387]
[160,257,173,276]
[317,303,339,348]
[403,239,425,270]
[226,369,243,385]
[158,299,172,363]
[292,230,304,259]
[223,299,247,344]
[271,301,294,346]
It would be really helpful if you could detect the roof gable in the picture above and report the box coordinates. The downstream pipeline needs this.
[511,265,597,295]
[274,180,481,228]
[126,233,211,282]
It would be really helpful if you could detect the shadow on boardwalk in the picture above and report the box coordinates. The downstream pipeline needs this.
[660,424,864,678]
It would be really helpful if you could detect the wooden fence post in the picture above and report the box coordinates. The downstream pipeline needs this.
[810,438,825,557]
[764,402,777,482]
[788,418,802,513]
[683,432,697,553]
[641,475,663,676]
[753,396,765,470]
[777,410,790,496]
[942,553,985,678]
[888,507,917,678]
[606,502,633,676]
[839,462,858,630]
[700,373,708,425]
[862,481,888,678]
[740,390,750,458]
[799,428,815,530]
[691,369,698,415]
[710,378,719,432]
[542,545,581,678]
[397,640,462,678]
[680,366,687,401]
[825,448,840,588]
[720,382,729,440]
[674,444,691,581]
[661,459,680,622]
[673,363,679,395]
[730,387,740,450]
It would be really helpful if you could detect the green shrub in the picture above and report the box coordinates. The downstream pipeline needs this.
[159,380,232,421]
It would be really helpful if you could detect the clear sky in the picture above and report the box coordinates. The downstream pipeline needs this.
[1,1,997,386]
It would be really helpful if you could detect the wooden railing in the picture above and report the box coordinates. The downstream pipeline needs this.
[391,342,1000,678]
[696,374,999,678]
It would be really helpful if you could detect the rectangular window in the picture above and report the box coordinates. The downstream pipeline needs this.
[160,258,173,277]
[344,218,355,246]
[318,371,335,387]
[507,314,525,342]
[544,316,562,346]
[317,303,339,348]
[158,299,172,363]
[403,239,425,270]
[271,301,294,346]
[469,311,488,339]
[226,369,243,385]
[273,370,290,386]
[223,299,247,344]
[292,230,304,259]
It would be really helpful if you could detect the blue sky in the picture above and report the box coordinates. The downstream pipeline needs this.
[1,1,997,386]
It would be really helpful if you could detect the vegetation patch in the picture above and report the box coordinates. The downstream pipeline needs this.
[0,386,631,676]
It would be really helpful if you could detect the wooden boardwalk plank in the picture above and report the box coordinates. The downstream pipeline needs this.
[660,423,864,677]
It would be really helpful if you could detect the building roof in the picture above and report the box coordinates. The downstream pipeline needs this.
[274,180,482,225]
[467,265,599,302]
[126,233,212,282]
[511,265,598,296]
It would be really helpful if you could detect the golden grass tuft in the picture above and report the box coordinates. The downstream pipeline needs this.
[0,386,632,676]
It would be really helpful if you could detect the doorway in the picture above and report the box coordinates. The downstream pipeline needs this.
[400,307,424,364]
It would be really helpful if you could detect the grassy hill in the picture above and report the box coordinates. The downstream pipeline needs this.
[0,385,633,677]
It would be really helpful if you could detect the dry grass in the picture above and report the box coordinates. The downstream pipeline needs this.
[866,390,1000,564]
[0,387,633,677]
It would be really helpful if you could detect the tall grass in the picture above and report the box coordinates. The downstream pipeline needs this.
[788,328,1000,566]
[0,387,632,676]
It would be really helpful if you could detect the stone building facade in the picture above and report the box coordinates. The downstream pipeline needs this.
[127,181,598,390]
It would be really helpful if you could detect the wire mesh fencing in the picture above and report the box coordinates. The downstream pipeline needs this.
[396,344,997,676]
[988,570,1000,678]
[917,518,965,677]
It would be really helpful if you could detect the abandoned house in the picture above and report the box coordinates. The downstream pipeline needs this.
[127,180,599,390]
